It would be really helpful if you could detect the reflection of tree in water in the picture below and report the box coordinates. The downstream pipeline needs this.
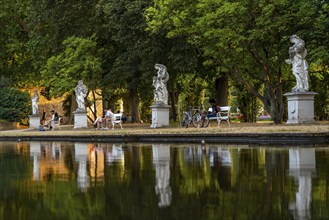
[211,148,232,191]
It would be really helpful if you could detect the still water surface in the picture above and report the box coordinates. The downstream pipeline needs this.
[0,141,328,220]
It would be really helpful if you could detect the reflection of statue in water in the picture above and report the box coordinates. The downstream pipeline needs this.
[285,35,309,92]
[31,90,39,115]
[153,64,169,105]
[75,80,88,111]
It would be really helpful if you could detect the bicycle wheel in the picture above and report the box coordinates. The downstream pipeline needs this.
[180,112,189,128]
[192,113,209,128]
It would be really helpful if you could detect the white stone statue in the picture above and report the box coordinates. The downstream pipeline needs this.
[153,64,169,105]
[31,90,39,115]
[75,80,88,111]
[285,35,309,92]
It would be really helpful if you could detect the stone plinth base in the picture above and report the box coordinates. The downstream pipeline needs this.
[29,115,40,129]
[150,105,170,128]
[74,111,88,129]
[284,92,317,124]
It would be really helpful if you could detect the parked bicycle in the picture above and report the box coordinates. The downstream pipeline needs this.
[180,104,209,128]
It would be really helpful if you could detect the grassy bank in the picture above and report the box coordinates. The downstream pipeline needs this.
[0,121,328,137]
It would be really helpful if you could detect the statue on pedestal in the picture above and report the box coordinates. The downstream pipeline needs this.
[75,80,88,112]
[153,64,169,106]
[31,90,39,115]
[285,35,309,92]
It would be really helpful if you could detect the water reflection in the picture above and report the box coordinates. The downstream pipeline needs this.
[30,141,41,181]
[152,144,172,208]
[106,144,124,165]
[0,141,327,219]
[75,143,89,191]
[289,148,316,220]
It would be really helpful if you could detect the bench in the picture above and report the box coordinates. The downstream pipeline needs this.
[52,118,62,130]
[110,113,123,130]
[206,106,231,127]
[216,106,231,127]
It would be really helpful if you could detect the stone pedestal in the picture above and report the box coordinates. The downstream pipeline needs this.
[284,92,317,124]
[74,111,88,129]
[150,105,170,128]
[29,115,40,129]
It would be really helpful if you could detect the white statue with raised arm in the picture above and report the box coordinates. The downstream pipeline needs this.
[285,35,309,92]
[75,80,88,111]
[153,64,169,106]
[31,90,39,115]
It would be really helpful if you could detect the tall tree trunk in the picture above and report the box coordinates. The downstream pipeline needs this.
[170,91,178,121]
[129,88,140,123]
[215,74,228,106]
[69,94,77,124]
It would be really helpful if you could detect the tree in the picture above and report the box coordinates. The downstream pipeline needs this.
[0,87,31,122]
[41,35,102,122]
[0,0,35,87]
[146,0,329,124]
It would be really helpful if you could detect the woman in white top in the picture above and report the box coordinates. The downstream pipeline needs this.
[93,109,114,129]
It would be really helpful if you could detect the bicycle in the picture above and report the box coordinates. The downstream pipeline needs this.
[180,105,210,128]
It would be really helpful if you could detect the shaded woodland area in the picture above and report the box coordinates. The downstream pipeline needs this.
[0,0,328,124]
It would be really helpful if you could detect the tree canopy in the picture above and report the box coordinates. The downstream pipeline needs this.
[146,0,329,123]
[0,0,328,123]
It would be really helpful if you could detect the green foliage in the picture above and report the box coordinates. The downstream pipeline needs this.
[0,0,35,87]
[177,73,208,118]
[1,0,328,123]
[41,35,102,97]
[0,87,31,122]
[146,0,329,123]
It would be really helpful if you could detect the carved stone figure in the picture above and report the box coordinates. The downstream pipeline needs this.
[31,90,39,115]
[153,64,169,105]
[285,35,309,92]
[75,80,88,111]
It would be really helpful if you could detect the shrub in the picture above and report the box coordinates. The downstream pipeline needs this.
[0,87,31,122]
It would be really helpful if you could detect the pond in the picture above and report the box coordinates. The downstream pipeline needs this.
[0,141,328,220]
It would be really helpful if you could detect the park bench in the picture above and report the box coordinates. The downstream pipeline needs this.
[52,117,62,130]
[110,113,123,130]
[207,106,231,127]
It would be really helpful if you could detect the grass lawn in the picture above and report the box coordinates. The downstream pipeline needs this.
[0,121,328,137]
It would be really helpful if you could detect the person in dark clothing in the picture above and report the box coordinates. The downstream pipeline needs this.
[44,110,59,129]
[207,99,220,118]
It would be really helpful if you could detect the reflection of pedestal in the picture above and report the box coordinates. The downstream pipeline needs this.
[289,148,316,220]
[30,141,41,181]
[29,115,40,129]
[284,92,317,124]
[150,104,170,128]
[74,111,88,129]
[75,143,89,192]
[152,144,172,208]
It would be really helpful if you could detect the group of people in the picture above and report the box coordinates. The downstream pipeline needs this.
[40,110,59,130]
[39,108,124,130]
[92,108,115,129]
